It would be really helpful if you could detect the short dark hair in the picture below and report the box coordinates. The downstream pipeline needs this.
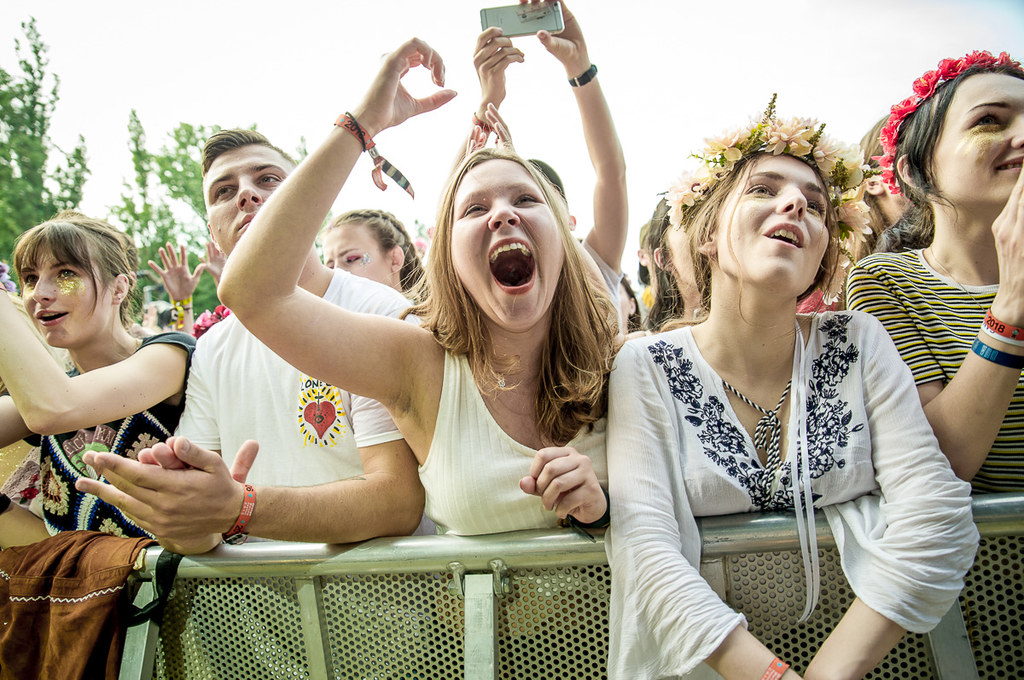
[201,129,296,177]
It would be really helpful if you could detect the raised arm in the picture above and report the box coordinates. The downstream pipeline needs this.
[455,28,524,166]
[535,0,627,272]
[149,242,203,331]
[0,293,188,434]
[218,39,455,423]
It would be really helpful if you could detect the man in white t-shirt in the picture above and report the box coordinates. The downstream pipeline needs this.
[77,130,426,553]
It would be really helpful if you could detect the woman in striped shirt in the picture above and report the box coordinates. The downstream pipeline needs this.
[847,51,1024,492]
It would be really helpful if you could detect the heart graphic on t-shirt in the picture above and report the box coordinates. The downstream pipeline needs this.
[303,401,337,439]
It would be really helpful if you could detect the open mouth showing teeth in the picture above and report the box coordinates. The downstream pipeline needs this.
[768,229,800,246]
[997,160,1023,170]
[38,312,67,322]
[489,242,535,288]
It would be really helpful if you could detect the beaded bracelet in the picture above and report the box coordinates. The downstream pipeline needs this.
[761,657,789,680]
[972,338,1024,370]
[223,484,256,545]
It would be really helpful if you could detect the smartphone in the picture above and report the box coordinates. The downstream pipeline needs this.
[480,2,564,37]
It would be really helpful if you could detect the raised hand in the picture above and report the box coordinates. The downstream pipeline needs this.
[149,242,205,302]
[990,164,1024,326]
[519,446,607,524]
[350,38,457,139]
[202,240,227,285]
[529,0,590,76]
[474,27,524,119]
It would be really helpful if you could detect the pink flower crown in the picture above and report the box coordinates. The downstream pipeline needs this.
[665,96,873,304]
[878,50,1022,195]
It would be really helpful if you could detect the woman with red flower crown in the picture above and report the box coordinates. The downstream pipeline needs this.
[847,51,1024,492]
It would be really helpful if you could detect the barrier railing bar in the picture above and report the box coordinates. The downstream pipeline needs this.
[925,604,980,680]
[295,576,332,679]
[134,494,1023,580]
[118,580,158,680]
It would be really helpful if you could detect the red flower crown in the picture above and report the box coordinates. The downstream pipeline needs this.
[878,50,1022,195]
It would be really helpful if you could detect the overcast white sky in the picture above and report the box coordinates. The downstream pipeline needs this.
[3,0,1023,278]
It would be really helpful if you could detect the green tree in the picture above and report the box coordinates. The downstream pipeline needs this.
[112,111,221,317]
[0,17,89,266]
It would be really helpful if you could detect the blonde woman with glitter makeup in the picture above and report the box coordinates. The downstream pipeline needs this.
[848,51,1024,491]
[605,104,977,679]
[321,209,425,297]
[0,212,195,547]
[218,39,617,536]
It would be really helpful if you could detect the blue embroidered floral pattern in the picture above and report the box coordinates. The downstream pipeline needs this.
[649,315,862,510]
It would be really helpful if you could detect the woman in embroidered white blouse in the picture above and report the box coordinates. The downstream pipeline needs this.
[606,110,978,680]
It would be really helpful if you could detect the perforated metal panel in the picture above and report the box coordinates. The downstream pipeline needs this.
[497,565,610,680]
[154,577,311,680]
[135,534,1020,680]
[961,535,1023,680]
[321,572,464,679]
[726,547,933,679]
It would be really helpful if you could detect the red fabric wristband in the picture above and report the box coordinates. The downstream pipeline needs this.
[223,483,256,543]
[472,112,493,135]
[334,112,415,198]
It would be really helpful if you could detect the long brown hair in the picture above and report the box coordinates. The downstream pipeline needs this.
[408,148,618,446]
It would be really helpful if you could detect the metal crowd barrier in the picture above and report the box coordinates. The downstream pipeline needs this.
[119,494,1024,680]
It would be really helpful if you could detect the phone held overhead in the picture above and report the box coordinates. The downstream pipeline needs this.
[480,2,565,37]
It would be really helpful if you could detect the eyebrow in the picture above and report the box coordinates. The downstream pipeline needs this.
[749,171,826,199]
[457,181,541,207]
[968,100,1009,112]
[206,164,286,198]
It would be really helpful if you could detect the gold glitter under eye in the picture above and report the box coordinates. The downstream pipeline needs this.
[56,272,84,297]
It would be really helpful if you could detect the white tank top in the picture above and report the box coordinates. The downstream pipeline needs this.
[419,352,608,535]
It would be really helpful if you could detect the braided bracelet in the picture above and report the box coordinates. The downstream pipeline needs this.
[335,112,415,198]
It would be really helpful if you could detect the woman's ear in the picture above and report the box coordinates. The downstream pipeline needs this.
[652,247,669,271]
[112,273,132,305]
[696,240,717,258]
[389,246,405,273]
[895,155,916,192]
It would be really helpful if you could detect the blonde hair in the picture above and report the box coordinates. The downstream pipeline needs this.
[407,148,618,446]
[673,153,841,323]
[14,211,140,328]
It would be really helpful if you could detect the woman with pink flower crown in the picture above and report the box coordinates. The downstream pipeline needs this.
[848,51,1024,492]
[605,99,977,679]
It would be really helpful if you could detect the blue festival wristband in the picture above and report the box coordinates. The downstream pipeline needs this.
[972,338,1024,370]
